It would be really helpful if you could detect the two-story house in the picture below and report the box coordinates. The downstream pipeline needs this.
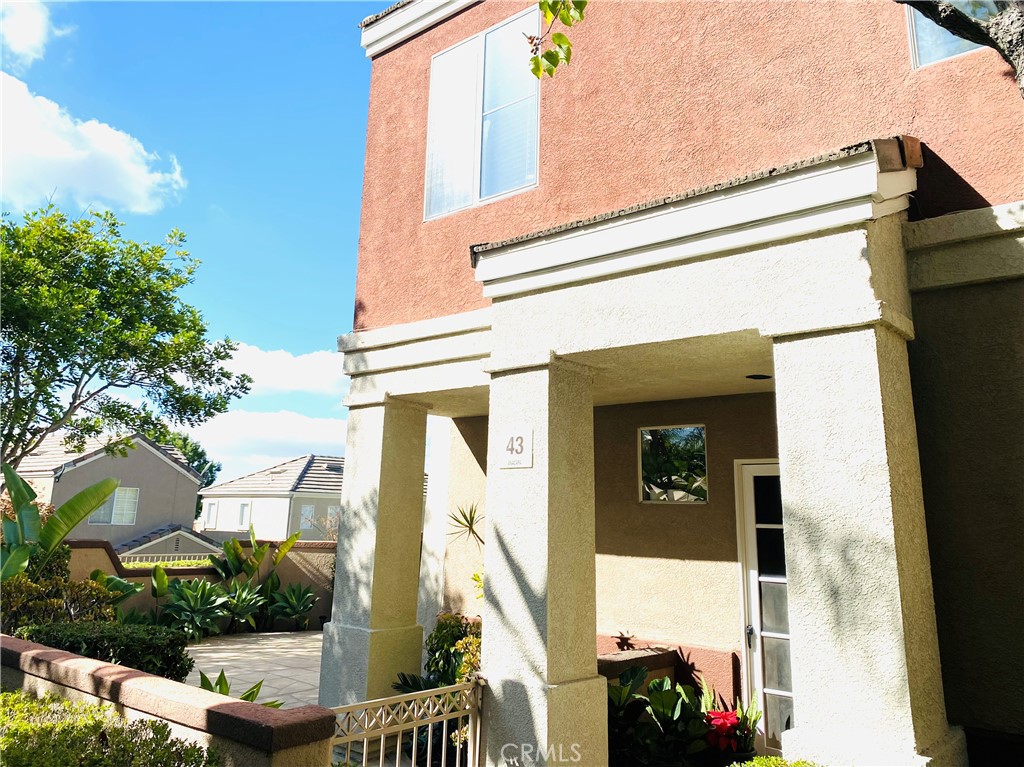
[320,2,1023,766]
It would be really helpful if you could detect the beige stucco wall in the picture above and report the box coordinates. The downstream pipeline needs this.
[442,395,778,654]
[52,445,198,548]
[444,417,488,615]
[287,495,343,542]
[908,277,1024,737]
[594,394,777,651]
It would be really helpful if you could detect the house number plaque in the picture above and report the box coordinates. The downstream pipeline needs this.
[498,428,533,469]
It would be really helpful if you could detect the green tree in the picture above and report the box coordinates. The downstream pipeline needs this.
[533,0,1023,98]
[0,207,251,470]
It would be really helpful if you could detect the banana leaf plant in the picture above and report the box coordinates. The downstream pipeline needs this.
[89,569,144,606]
[1,463,119,582]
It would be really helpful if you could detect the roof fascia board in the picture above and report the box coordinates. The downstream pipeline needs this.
[54,436,201,483]
[200,491,293,499]
[474,152,917,299]
[361,0,477,58]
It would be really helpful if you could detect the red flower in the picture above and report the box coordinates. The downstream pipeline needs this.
[705,710,740,752]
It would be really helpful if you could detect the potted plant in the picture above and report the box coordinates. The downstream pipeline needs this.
[703,697,760,766]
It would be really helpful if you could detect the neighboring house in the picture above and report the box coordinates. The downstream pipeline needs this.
[320,2,1022,766]
[17,433,202,549]
[114,524,222,561]
[198,455,346,542]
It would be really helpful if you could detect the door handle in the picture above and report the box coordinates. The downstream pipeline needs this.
[746,624,755,649]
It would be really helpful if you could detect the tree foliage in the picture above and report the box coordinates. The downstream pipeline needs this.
[0,207,251,469]
[145,426,221,488]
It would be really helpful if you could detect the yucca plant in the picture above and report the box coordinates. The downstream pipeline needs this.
[198,669,282,708]
[224,579,266,633]
[163,578,228,641]
[269,583,317,630]
[447,503,484,545]
[1,464,119,582]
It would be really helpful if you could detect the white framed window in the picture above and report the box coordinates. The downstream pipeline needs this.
[327,505,341,524]
[300,504,315,530]
[203,500,219,529]
[907,2,996,68]
[424,7,539,220]
[237,501,251,530]
[89,488,140,525]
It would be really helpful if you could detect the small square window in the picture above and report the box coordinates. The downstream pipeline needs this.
[638,426,708,503]
[907,2,996,67]
[424,8,539,219]
[237,501,251,530]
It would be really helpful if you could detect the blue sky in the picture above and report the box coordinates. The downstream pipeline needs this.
[2,0,390,480]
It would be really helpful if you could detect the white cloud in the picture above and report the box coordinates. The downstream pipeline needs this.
[0,1,71,72]
[186,410,347,484]
[228,343,347,398]
[0,72,186,214]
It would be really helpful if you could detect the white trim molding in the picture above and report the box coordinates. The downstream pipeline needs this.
[361,0,478,58]
[474,150,919,298]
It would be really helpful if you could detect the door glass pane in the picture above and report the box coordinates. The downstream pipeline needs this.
[483,11,537,112]
[760,581,789,634]
[756,528,786,577]
[764,693,795,750]
[480,96,538,199]
[763,637,793,692]
[753,474,782,524]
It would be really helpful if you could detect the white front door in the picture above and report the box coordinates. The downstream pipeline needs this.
[737,462,794,754]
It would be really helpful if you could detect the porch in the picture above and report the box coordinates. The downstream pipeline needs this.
[321,141,968,767]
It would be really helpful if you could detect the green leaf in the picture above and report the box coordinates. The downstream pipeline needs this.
[272,531,302,566]
[1,546,31,581]
[215,669,230,695]
[530,55,543,78]
[2,464,37,513]
[151,564,169,598]
[39,477,119,553]
[199,670,214,691]
[238,680,263,702]
[3,518,22,548]
[16,505,41,544]
[572,0,588,15]
[551,32,571,47]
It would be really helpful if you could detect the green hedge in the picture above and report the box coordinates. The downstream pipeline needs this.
[15,622,195,683]
[0,691,219,767]
[0,575,114,632]
[733,758,822,767]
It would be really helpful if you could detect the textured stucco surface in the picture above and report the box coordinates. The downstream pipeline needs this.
[52,446,199,547]
[594,394,777,651]
[354,0,1022,329]
[773,325,962,766]
[908,279,1024,737]
[444,416,489,615]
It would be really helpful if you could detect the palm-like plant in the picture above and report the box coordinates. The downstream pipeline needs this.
[269,583,317,630]
[198,669,283,708]
[2,464,119,581]
[447,503,484,545]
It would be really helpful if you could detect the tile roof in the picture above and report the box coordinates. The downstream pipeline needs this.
[359,0,415,29]
[202,455,346,496]
[17,432,200,480]
[469,140,878,264]
[115,524,222,555]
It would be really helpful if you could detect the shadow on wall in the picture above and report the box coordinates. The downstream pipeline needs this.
[908,278,1024,737]
[911,144,991,220]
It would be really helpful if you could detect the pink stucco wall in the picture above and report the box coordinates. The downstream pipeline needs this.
[354,0,1023,330]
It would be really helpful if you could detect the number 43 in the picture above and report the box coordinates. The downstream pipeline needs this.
[506,436,524,455]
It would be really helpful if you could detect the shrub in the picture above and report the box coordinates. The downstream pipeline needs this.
[15,622,195,682]
[163,578,228,640]
[121,558,210,569]
[269,582,317,630]
[0,575,114,632]
[732,759,821,767]
[0,691,219,767]
[27,543,70,580]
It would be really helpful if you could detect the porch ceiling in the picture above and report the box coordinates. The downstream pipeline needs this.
[571,329,775,407]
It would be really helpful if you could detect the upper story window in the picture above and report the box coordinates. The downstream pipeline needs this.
[907,2,996,67]
[300,504,315,530]
[424,7,539,220]
[89,487,140,525]
[203,500,219,529]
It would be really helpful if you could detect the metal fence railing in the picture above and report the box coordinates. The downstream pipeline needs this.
[119,553,212,564]
[331,681,482,767]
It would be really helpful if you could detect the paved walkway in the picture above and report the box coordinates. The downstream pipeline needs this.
[186,630,324,709]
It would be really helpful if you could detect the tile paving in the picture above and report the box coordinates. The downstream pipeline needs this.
[186,630,324,709]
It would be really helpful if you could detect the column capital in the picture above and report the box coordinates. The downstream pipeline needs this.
[762,300,915,342]
[484,351,595,379]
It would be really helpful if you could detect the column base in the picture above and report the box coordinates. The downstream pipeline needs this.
[782,724,967,767]
[317,622,423,707]
[483,675,607,767]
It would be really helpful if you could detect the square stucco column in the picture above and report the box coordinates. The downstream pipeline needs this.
[773,324,967,767]
[481,358,608,767]
[319,398,427,707]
